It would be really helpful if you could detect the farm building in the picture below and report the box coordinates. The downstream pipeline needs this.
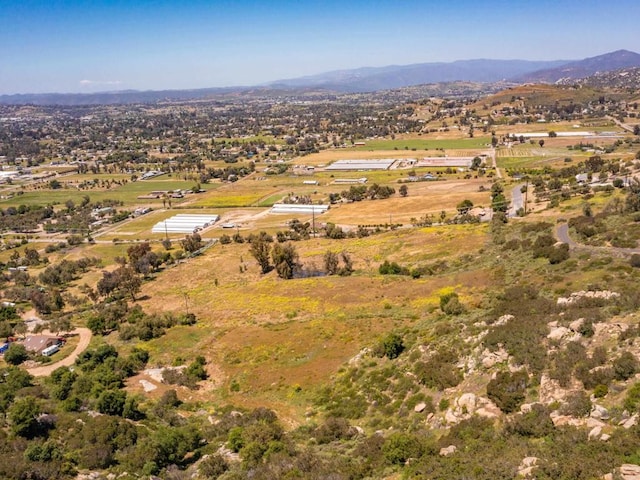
[23,335,61,354]
[333,177,368,185]
[417,157,476,168]
[270,204,330,214]
[326,159,397,171]
[151,214,220,234]
[510,131,595,139]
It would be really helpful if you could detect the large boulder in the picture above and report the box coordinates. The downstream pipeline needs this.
[439,445,457,457]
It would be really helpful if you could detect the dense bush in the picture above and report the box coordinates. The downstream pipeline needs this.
[486,370,528,413]
[373,332,405,359]
[414,349,463,390]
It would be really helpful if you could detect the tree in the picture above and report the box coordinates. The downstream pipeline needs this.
[249,233,272,274]
[324,251,339,275]
[634,125,640,136]
[127,242,151,267]
[97,266,142,301]
[97,390,126,416]
[4,343,28,365]
[456,199,474,214]
[491,182,509,213]
[271,242,300,279]
[374,332,405,359]
[538,139,545,148]
[9,396,41,437]
[399,184,408,197]
[181,233,203,254]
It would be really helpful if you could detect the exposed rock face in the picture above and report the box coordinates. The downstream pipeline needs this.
[439,445,457,456]
[495,314,514,326]
[518,457,539,477]
[588,426,602,440]
[557,290,620,306]
[619,464,640,480]
[481,347,509,368]
[551,411,605,429]
[349,348,371,365]
[414,402,427,413]
[591,405,610,421]
[621,414,638,429]
[547,326,573,341]
[444,394,501,424]
[539,374,582,403]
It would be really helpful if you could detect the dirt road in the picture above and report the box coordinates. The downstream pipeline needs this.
[26,327,92,377]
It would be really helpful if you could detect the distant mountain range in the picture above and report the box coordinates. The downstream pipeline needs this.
[514,50,640,83]
[267,59,569,92]
[1,50,639,106]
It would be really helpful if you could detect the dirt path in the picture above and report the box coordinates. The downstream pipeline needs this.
[26,327,92,377]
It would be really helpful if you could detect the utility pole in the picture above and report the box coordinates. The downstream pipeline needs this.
[523,178,529,215]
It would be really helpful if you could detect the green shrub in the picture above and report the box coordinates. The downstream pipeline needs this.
[382,432,423,465]
[624,382,640,412]
[593,384,608,398]
[506,403,554,437]
[560,391,591,417]
[373,332,405,359]
[486,370,528,413]
[440,292,464,315]
[613,351,638,381]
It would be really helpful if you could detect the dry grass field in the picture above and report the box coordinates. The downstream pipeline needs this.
[132,224,491,419]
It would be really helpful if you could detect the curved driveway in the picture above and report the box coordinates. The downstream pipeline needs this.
[26,328,92,377]
[555,223,640,256]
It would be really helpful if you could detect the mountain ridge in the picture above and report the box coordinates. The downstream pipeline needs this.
[2,50,638,106]
[515,49,640,83]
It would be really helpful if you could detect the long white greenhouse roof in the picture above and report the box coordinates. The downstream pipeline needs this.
[151,214,219,233]
[270,204,330,214]
[325,159,397,171]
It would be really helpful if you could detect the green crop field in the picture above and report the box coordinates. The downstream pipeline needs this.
[349,136,491,151]
[0,178,202,209]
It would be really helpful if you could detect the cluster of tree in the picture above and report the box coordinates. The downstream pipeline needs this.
[249,233,300,279]
[333,183,396,203]
[323,250,354,276]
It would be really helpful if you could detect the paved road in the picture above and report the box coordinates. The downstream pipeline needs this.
[555,223,640,255]
[508,183,525,218]
[606,115,635,134]
[555,223,577,247]
[26,327,92,377]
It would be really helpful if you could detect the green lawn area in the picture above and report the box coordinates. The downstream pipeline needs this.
[349,137,491,151]
[0,178,203,209]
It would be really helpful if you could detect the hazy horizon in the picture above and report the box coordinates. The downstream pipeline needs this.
[2,0,639,95]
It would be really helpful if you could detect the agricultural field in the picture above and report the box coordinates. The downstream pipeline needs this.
[1,87,640,480]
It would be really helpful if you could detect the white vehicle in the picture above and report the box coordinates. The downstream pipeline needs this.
[42,344,60,357]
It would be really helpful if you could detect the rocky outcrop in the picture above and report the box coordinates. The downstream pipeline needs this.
[444,393,501,424]
[439,445,457,456]
[557,290,620,306]
[518,457,539,477]
[480,347,509,368]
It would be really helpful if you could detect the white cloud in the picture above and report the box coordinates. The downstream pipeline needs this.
[79,79,123,86]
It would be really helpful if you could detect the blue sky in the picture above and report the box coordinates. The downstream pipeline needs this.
[1,0,638,94]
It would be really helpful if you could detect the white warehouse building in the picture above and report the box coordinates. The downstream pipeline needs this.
[152,214,220,234]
